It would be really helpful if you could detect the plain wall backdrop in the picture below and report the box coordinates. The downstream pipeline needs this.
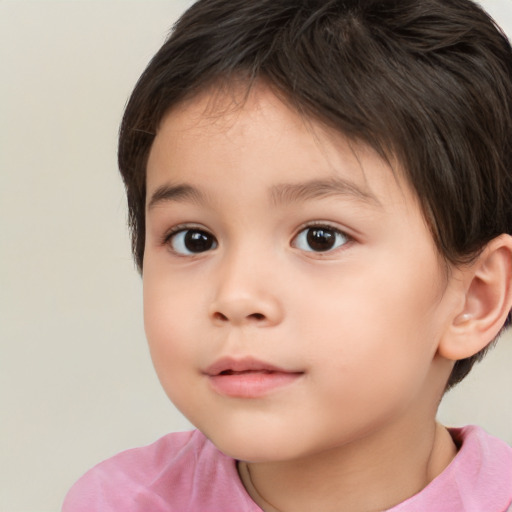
[1,1,511,511]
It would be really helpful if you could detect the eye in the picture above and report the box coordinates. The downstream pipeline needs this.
[293,225,349,253]
[167,228,218,255]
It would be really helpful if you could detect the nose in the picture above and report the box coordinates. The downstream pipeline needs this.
[208,252,284,327]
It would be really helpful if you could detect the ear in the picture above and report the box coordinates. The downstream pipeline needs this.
[438,234,512,361]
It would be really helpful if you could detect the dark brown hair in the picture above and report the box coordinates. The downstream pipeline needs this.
[118,0,512,389]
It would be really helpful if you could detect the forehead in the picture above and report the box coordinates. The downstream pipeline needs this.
[147,82,415,214]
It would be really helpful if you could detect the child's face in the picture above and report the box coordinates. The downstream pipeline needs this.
[143,84,460,462]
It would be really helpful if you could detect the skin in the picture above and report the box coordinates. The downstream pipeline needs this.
[142,84,467,511]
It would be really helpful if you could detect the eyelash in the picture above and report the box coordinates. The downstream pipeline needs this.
[162,222,352,256]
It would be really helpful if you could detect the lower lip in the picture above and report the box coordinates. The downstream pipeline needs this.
[207,371,302,398]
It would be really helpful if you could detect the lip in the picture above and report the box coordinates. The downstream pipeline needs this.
[204,356,304,398]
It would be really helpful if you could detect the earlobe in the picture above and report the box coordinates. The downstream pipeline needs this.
[438,234,512,361]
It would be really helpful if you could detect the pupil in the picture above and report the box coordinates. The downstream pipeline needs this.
[307,228,335,251]
[184,230,213,252]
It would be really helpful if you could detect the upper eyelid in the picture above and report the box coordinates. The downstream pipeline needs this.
[162,223,215,243]
[293,221,350,238]
[162,221,349,236]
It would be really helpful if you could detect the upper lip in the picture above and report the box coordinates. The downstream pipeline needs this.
[204,356,302,376]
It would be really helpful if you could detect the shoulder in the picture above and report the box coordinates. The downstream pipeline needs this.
[449,425,512,484]
[62,429,258,512]
[390,425,512,511]
[450,424,512,460]
[447,426,512,509]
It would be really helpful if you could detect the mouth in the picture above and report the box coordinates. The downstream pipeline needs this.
[204,357,304,398]
[205,356,297,376]
[218,369,275,375]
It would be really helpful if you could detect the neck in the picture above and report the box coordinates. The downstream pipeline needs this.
[239,420,457,512]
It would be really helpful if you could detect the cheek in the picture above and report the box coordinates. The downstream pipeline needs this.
[297,257,443,395]
[143,255,206,342]
[142,266,202,394]
[143,290,208,423]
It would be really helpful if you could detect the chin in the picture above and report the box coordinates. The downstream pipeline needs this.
[205,425,320,463]
[199,426,284,461]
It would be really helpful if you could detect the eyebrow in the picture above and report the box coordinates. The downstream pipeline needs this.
[270,177,381,207]
[147,183,206,210]
[147,176,381,211]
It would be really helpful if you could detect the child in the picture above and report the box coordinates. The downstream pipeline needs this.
[63,0,512,510]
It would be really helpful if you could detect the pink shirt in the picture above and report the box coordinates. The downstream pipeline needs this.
[63,425,512,511]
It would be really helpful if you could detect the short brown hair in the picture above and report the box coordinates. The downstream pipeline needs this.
[118,0,512,389]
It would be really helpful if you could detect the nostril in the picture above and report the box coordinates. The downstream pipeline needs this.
[213,312,229,322]
[213,311,266,322]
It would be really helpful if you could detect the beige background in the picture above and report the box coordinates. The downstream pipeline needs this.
[1,1,511,511]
